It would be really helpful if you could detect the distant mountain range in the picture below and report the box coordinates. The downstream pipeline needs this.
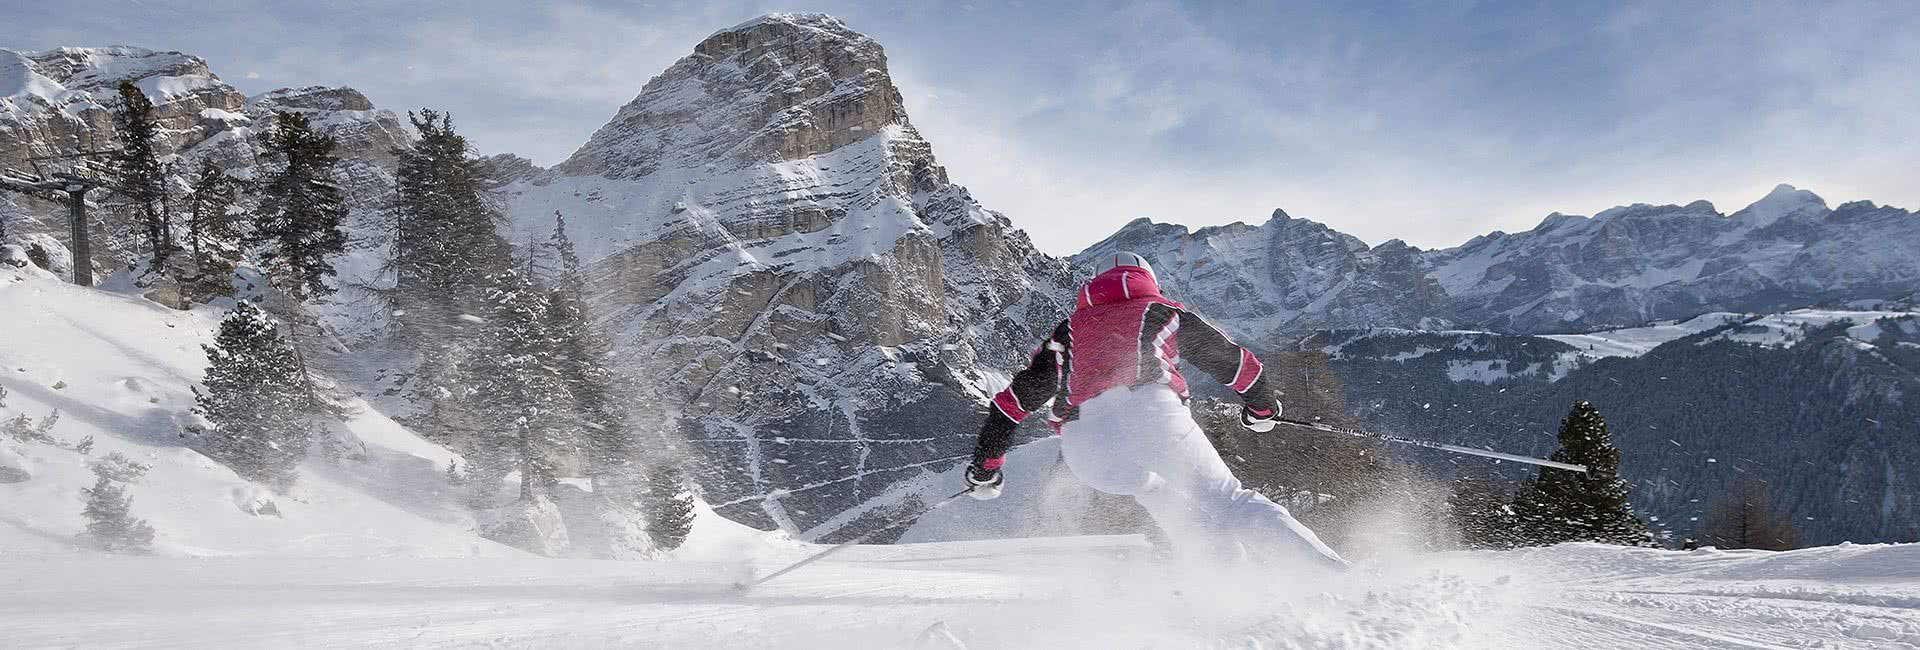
[1079,186,1920,338]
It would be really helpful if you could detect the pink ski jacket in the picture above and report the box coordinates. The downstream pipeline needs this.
[970,264,1274,470]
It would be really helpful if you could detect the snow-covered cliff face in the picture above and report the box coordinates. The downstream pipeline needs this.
[499,13,1077,538]
[1082,185,1920,337]
[0,46,407,312]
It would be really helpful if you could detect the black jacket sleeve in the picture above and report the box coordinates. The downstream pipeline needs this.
[970,320,1071,467]
[1175,309,1276,411]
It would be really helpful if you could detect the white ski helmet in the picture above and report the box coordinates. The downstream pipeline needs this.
[1096,251,1155,279]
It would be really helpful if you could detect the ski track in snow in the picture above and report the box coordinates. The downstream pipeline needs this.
[7,540,1917,649]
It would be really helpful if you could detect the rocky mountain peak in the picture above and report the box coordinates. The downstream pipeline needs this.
[1733,183,1827,226]
[555,12,905,180]
[501,14,1076,537]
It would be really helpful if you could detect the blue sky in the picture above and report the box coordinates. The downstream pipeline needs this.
[7,0,1916,254]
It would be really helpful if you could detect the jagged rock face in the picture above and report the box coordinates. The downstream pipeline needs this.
[556,14,905,180]
[503,13,1077,538]
[1083,185,1920,336]
[1077,211,1454,340]
[1428,186,1920,332]
[1,47,244,169]
[0,46,407,304]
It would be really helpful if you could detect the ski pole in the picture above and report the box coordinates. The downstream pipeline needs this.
[1273,417,1588,474]
[737,488,973,591]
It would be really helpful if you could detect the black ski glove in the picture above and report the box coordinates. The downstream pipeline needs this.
[1241,393,1282,433]
[964,461,1004,501]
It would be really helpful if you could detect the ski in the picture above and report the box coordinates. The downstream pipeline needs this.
[1273,417,1588,473]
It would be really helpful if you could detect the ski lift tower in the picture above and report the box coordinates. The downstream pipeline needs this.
[0,151,114,287]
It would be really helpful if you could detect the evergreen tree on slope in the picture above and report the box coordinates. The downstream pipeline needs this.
[183,159,242,300]
[80,474,155,554]
[389,110,514,446]
[391,109,511,309]
[194,301,311,485]
[1512,400,1649,546]
[538,220,641,553]
[252,111,347,300]
[108,80,174,266]
[643,462,695,551]
[467,270,570,501]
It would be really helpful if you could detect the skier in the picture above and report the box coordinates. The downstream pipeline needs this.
[962,252,1348,569]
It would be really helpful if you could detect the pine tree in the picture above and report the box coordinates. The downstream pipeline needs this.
[541,219,617,473]
[643,462,695,551]
[527,211,582,292]
[108,80,174,265]
[1702,477,1798,550]
[183,159,242,299]
[1511,400,1649,546]
[467,271,571,501]
[389,110,514,446]
[79,475,155,553]
[391,109,511,306]
[252,111,348,300]
[194,301,312,485]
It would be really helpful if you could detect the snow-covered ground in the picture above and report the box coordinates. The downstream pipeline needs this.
[6,259,1919,649]
[0,264,505,557]
[4,537,1916,648]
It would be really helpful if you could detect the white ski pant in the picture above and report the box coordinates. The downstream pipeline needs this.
[1059,384,1346,567]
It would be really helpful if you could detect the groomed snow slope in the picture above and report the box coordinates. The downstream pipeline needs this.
[0,264,512,557]
[4,536,1915,648]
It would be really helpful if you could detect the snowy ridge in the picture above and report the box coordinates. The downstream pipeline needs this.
[1083,185,1920,337]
